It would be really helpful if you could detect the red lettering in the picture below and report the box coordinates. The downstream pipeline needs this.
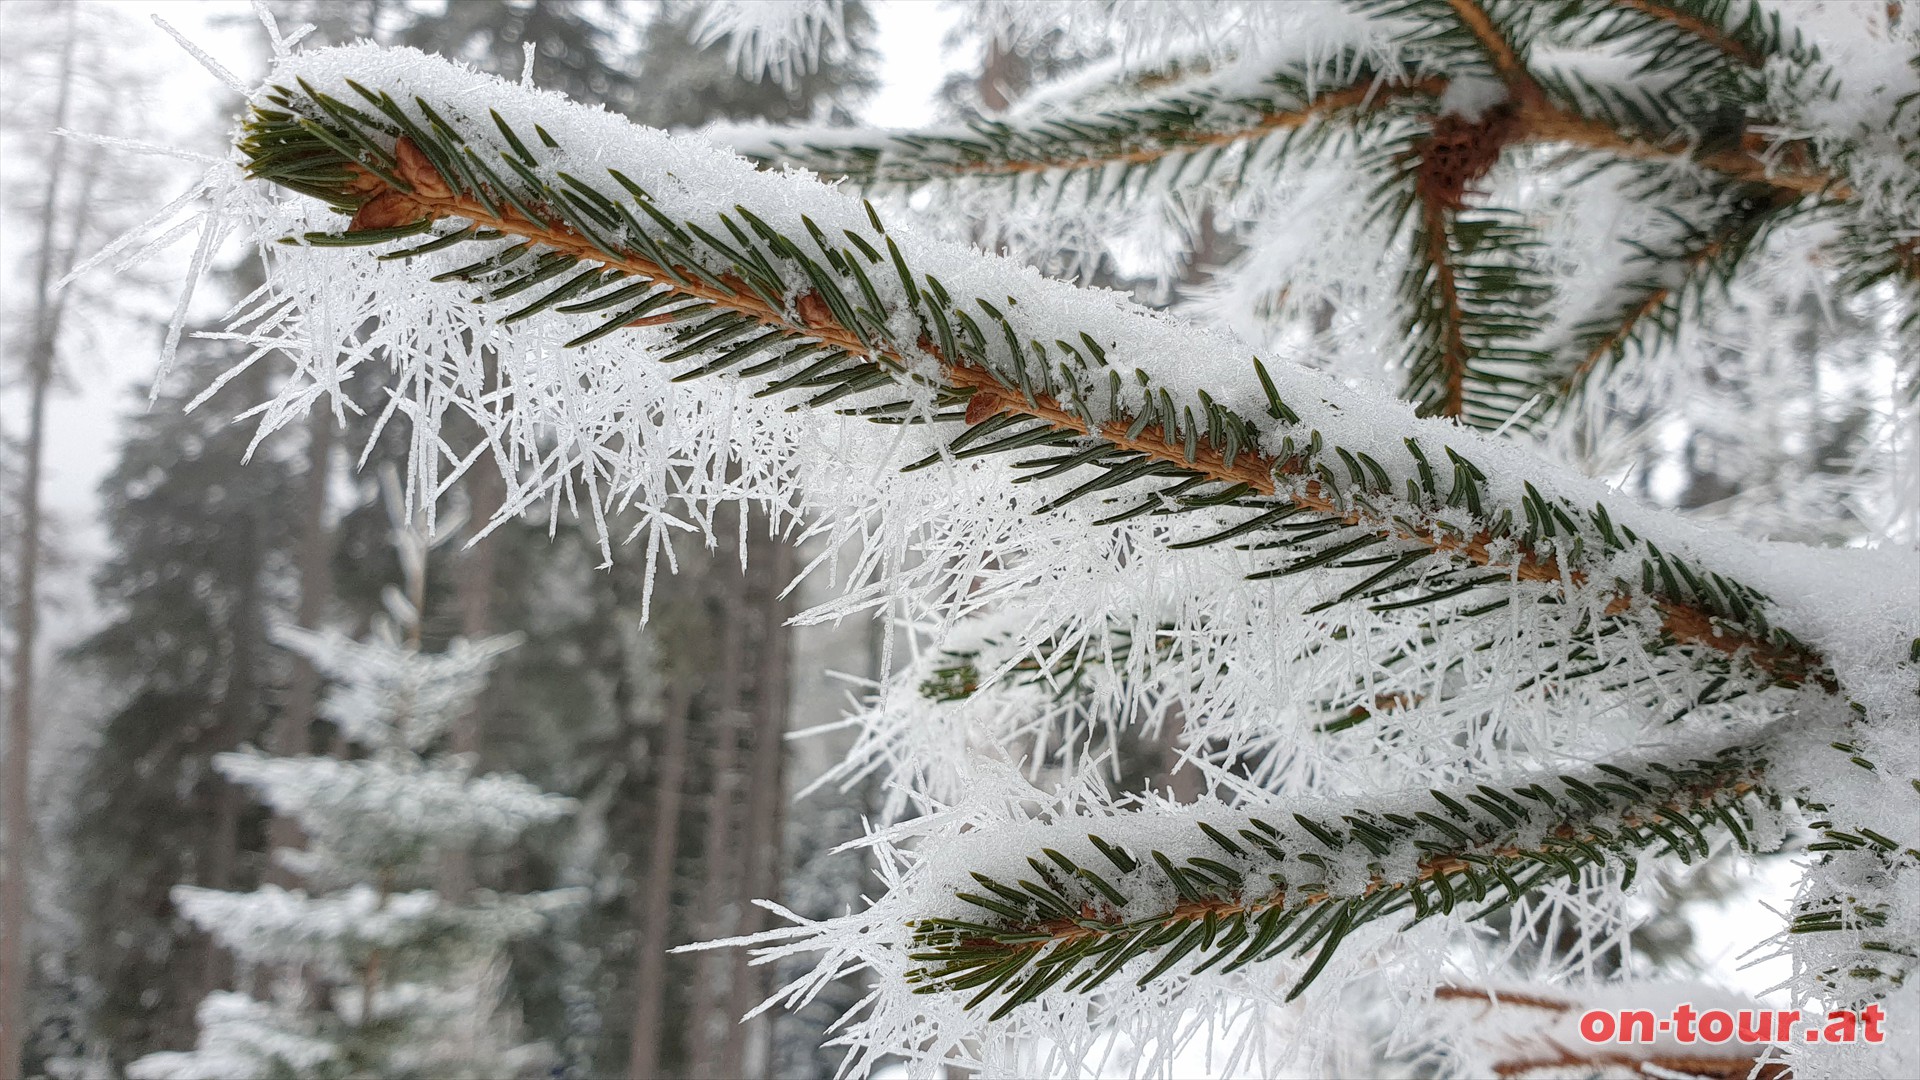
[1824,1010,1857,1043]
[1698,1009,1733,1044]
[1618,1009,1655,1044]
[1579,1009,1615,1043]
[1861,1003,1885,1044]
[1672,1003,1698,1043]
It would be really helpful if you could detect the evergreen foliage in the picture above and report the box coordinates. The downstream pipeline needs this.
[63,339,301,1070]
[126,526,575,1080]
[133,1,1920,1075]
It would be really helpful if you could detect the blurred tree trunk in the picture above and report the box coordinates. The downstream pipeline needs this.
[196,506,268,1000]
[626,676,689,1079]
[977,35,1020,113]
[268,411,335,884]
[723,533,795,1076]
[2,12,79,1071]
[440,365,502,900]
[691,521,749,1078]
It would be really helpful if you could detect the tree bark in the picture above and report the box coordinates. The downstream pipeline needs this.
[690,546,747,1079]
[268,411,335,885]
[196,504,267,1002]
[2,12,78,1071]
[722,531,795,1077]
[626,675,690,1080]
[439,460,502,899]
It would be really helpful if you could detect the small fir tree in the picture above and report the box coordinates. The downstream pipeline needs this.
[128,503,575,1080]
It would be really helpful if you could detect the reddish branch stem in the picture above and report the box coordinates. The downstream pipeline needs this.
[1617,0,1767,67]
[334,138,1832,689]
[897,0,1841,202]
[944,773,1759,957]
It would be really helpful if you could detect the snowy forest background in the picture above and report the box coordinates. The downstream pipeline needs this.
[0,1,1914,1078]
[6,4,896,1076]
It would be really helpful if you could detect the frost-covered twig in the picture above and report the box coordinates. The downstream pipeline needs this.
[238,57,1838,692]
[904,748,1769,1017]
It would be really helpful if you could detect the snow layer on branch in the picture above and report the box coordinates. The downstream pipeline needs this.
[273,625,520,750]
[171,882,574,977]
[128,992,337,1080]
[215,749,575,883]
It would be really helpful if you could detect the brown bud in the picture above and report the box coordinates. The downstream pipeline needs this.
[393,137,453,200]
[349,191,428,232]
[794,289,834,329]
[964,391,1003,426]
[341,162,388,198]
[1414,105,1519,211]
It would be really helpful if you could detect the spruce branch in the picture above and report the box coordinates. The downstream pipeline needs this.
[745,70,1445,190]
[743,2,1839,205]
[1612,0,1765,68]
[1550,184,1793,412]
[734,1,1889,431]
[746,68,1842,205]
[237,70,1837,694]
[906,749,1769,1014]
[1442,0,1538,98]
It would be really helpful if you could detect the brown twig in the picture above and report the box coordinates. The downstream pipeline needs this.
[1519,106,1847,198]
[1617,0,1767,67]
[939,78,1451,178]
[1433,985,1576,1012]
[932,771,1761,959]
[330,139,1833,690]
[1420,198,1471,417]
[1557,233,1730,403]
[1446,0,1542,102]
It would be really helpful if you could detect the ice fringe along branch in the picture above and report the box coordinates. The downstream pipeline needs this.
[905,747,1769,1019]
[240,59,1831,693]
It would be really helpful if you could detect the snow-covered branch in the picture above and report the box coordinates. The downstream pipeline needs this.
[236,48,1862,697]
[135,20,1920,1073]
